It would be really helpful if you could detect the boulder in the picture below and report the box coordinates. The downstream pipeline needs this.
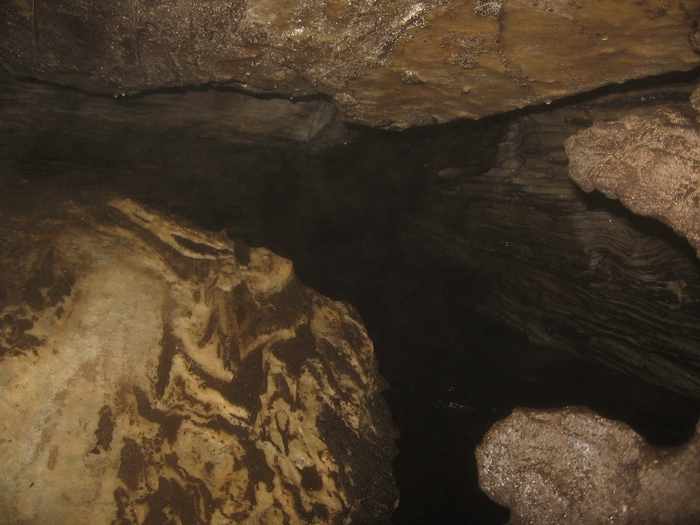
[0,196,398,524]
[476,406,700,525]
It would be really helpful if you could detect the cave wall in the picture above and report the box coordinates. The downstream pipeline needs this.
[0,196,399,524]
[3,0,700,399]
[407,82,700,398]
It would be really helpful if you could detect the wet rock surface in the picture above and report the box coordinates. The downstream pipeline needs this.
[0,196,397,524]
[1,0,699,128]
[476,406,700,525]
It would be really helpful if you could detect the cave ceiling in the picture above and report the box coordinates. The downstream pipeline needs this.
[1,0,699,128]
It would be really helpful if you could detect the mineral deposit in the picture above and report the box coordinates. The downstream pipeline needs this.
[566,87,700,257]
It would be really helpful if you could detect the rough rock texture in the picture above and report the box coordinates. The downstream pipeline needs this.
[406,84,700,399]
[0,196,398,524]
[475,406,700,525]
[1,0,699,128]
[565,88,700,257]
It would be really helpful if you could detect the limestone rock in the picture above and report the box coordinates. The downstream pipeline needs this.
[0,196,398,524]
[1,0,699,128]
[475,406,700,525]
[565,97,700,257]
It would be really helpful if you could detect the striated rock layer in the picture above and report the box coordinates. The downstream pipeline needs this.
[1,0,699,128]
[476,406,700,524]
[406,84,700,398]
[0,196,398,524]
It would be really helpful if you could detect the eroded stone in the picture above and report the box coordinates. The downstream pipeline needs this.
[476,406,700,525]
[0,196,398,524]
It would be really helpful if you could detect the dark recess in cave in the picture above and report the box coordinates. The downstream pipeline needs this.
[2,69,700,524]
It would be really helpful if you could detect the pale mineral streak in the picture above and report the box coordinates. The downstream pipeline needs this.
[0,196,398,524]
[476,406,700,525]
[565,87,700,258]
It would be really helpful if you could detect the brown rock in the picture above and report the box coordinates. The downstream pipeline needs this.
[0,197,398,524]
[476,406,700,525]
[565,97,700,257]
[1,0,698,128]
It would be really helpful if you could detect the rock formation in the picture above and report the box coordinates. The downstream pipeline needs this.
[2,1,700,517]
[0,196,398,524]
[1,0,699,128]
[475,406,700,525]
[566,87,700,258]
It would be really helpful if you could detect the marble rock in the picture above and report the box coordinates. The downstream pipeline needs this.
[1,0,698,128]
[565,89,700,257]
[0,197,398,524]
[476,406,700,525]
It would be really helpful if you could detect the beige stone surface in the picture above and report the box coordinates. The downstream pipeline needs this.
[1,0,698,128]
[0,197,397,524]
[566,95,700,257]
[476,406,700,525]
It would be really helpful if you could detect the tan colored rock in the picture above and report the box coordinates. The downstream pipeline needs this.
[341,0,700,127]
[476,406,700,525]
[565,96,700,257]
[0,196,398,524]
[1,0,698,128]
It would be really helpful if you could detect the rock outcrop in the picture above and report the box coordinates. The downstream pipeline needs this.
[475,406,700,524]
[1,0,699,128]
[566,87,700,258]
[0,196,398,524]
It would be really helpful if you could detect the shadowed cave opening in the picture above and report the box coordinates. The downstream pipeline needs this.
[4,70,700,524]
